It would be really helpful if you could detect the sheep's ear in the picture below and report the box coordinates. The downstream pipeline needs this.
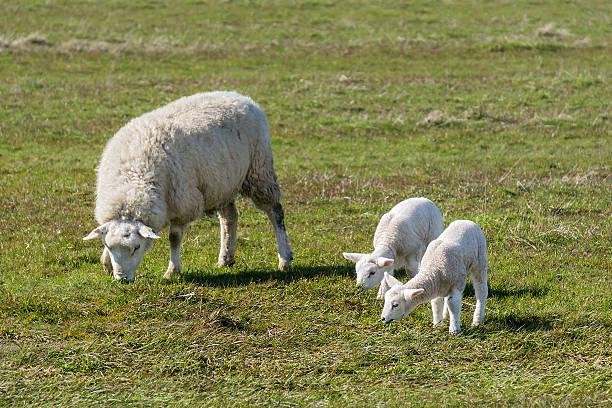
[376,257,394,268]
[402,288,424,301]
[138,223,160,239]
[83,223,109,241]
[342,252,365,263]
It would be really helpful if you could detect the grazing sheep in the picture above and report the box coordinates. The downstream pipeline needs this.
[380,220,488,334]
[342,197,444,298]
[83,91,293,281]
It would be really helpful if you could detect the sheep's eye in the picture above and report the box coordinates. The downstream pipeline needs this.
[392,302,399,309]
[132,244,140,255]
[368,271,376,277]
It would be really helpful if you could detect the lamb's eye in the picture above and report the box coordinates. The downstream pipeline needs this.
[368,271,376,277]
[132,244,140,255]
[392,302,399,309]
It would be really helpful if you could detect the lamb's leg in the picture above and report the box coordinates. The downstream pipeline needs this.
[376,271,395,300]
[431,297,445,326]
[446,289,463,334]
[443,297,449,321]
[164,223,187,279]
[216,201,238,267]
[406,254,420,279]
[470,265,488,326]
[101,247,112,275]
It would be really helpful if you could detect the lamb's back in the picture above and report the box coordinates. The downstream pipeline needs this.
[373,197,442,252]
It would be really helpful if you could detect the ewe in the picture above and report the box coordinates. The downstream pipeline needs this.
[84,92,293,281]
[380,220,488,334]
[343,197,443,298]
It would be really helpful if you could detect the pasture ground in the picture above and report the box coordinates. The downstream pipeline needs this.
[0,1,610,406]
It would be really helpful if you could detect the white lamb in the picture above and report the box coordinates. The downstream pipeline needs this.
[380,220,488,334]
[342,197,444,298]
[83,91,293,282]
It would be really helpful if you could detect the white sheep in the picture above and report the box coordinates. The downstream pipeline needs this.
[380,220,488,334]
[342,197,444,298]
[83,91,293,281]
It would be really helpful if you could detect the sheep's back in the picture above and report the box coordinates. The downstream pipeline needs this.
[95,92,268,226]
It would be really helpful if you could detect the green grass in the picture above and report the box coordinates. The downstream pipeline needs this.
[0,0,611,406]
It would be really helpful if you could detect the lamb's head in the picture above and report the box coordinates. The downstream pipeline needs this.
[380,272,424,324]
[84,219,160,282]
[342,252,394,290]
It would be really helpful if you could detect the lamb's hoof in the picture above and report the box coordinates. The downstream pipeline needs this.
[216,259,235,268]
[448,328,461,334]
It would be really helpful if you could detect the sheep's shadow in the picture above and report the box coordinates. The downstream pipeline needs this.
[181,265,354,287]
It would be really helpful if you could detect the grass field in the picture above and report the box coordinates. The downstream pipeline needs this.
[1,0,611,406]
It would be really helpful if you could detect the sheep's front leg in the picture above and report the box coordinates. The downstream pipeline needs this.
[216,201,238,267]
[431,297,445,326]
[101,247,113,275]
[164,223,187,279]
[446,289,464,334]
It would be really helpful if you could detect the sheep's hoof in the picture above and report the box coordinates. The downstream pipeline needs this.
[278,258,292,271]
[164,265,181,279]
[216,259,235,268]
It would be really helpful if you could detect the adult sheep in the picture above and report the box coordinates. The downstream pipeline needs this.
[83,91,293,282]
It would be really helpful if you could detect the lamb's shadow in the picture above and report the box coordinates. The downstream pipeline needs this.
[488,286,549,298]
[463,284,553,334]
[486,312,557,332]
[460,283,549,298]
[181,265,354,287]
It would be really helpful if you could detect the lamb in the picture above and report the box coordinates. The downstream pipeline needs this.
[379,220,488,334]
[83,91,293,282]
[342,197,444,298]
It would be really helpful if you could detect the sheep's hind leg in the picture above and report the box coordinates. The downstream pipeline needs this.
[164,223,188,279]
[264,202,293,271]
[216,201,238,267]
[248,194,293,271]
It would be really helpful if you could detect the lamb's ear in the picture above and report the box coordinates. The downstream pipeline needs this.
[342,252,365,263]
[138,223,160,239]
[402,288,425,301]
[383,271,402,287]
[83,223,109,241]
[378,272,401,300]
[376,257,394,268]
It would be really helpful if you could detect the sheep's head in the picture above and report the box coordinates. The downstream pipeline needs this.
[380,272,424,324]
[84,219,160,282]
[342,252,394,290]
